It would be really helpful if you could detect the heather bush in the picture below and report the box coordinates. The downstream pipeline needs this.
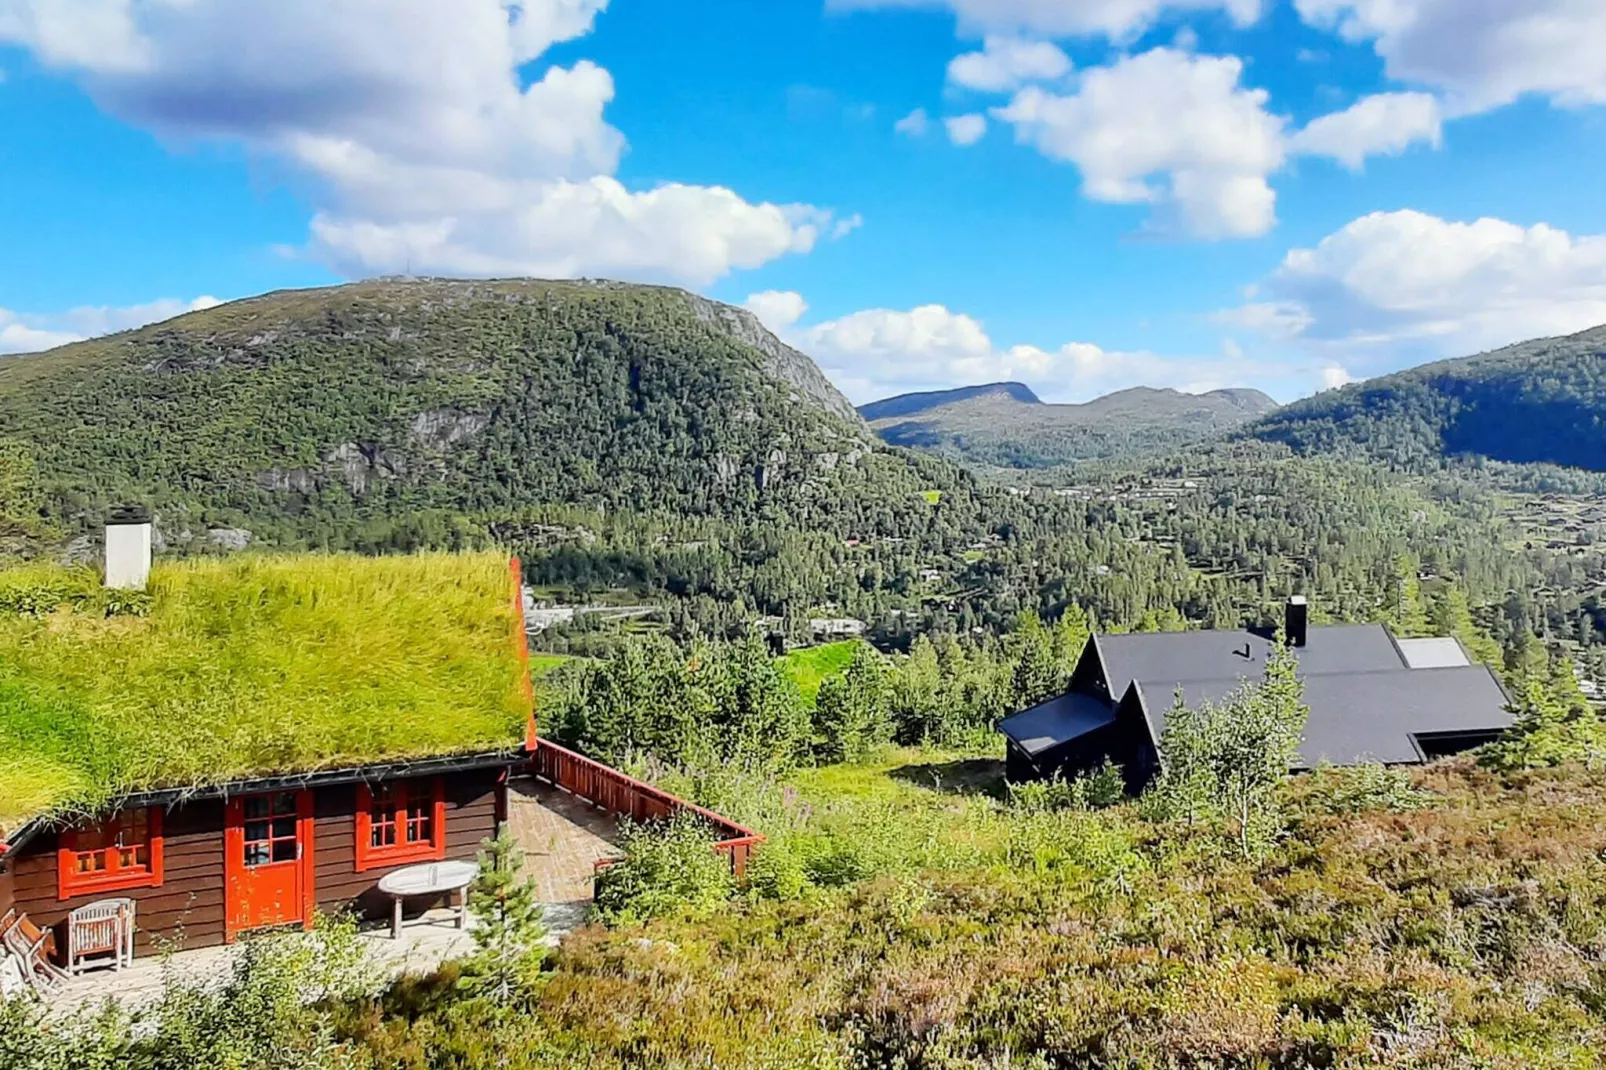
[592,812,735,926]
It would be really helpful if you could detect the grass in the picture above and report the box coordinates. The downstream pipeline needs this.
[528,653,572,678]
[0,551,529,837]
[779,640,859,705]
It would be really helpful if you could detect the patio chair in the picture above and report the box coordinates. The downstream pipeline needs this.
[1,909,67,991]
[67,898,136,975]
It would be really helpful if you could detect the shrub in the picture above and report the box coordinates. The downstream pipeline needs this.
[745,840,812,901]
[593,812,735,926]
[1297,762,1433,816]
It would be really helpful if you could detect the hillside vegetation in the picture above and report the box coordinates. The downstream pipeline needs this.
[1248,324,1606,470]
[865,383,1277,466]
[14,752,1606,1068]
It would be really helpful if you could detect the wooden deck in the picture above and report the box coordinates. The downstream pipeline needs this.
[505,777,622,905]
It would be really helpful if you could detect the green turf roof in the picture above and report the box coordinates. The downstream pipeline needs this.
[0,551,530,839]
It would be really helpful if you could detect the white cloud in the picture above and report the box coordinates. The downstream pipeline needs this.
[0,0,845,286]
[947,36,1071,92]
[894,107,932,136]
[1294,0,1606,114]
[1225,209,1606,362]
[1289,91,1442,170]
[1321,365,1353,389]
[743,290,809,333]
[0,296,222,355]
[992,48,1286,238]
[945,113,988,146]
[766,299,1312,403]
[827,0,1263,41]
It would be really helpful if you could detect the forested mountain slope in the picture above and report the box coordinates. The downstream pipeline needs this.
[0,278,960,548]
[865,383,1277,466]
[1248,324,1606,469]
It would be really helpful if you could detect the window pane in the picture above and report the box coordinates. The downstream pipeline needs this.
[77,852,107,874]
[271,817,297,840]
[271,839,297,863]
[272,793,298,816]
[244,820,269,843]
[244,797,270,820]
[244,843,271,866]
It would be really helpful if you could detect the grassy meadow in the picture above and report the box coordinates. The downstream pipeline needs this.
[780,640,860,706]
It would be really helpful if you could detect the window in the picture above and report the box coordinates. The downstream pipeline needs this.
[58,807,164,899]
[354,778,446,870]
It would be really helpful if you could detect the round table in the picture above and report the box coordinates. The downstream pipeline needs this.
[376,860,479,939]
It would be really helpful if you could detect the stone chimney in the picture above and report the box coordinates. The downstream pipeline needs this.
[105,506,153,591]
[1285,595,1308,648]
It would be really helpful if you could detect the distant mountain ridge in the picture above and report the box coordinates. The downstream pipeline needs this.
[1245,324,1606,470]
[858,382,1042,422]
[861,382,1278,467]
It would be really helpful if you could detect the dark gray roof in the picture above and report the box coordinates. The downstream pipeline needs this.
[998,691,1117,757]
[1134,665,1511,767]
[1095,624,1405,691]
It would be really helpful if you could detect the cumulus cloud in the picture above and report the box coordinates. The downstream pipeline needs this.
[894,107,932,136]
[828,0,1263,41]
[743,290,809,333]
[1289,91,1442,170]
[992,48,1286,238]
[947,36,1070,92]
[1321,365,1353,389]
[1295,0,1606,114]
[0,296,222,355]
[945,113,988,146]
[1224,209,1606,363]
[0,0,845,285]
[753,297,1314,403]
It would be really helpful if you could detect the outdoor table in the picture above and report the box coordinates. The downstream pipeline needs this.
[375,860,478,939]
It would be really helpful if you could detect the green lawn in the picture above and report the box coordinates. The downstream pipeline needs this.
[779,640,859,705]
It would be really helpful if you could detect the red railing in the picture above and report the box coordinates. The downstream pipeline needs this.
[530,738,761,879]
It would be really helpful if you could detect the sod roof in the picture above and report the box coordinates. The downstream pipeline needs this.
[0,551,530,839]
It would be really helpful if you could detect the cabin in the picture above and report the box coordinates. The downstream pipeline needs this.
[0,519,567,961]
[1000,597,1515,788]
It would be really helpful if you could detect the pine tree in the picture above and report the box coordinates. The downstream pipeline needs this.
[461,829,547,1004]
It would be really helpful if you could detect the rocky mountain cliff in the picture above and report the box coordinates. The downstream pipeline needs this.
[0,278,961,549]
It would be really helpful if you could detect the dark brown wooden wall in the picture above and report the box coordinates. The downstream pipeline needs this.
[7,768,503,959]
[313,771,501,918]
[10,800,229,954]
[0,860,15,920]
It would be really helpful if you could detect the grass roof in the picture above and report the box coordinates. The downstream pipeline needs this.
[0,551,529,838]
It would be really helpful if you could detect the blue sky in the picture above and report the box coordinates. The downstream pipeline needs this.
[2,0,1604,404]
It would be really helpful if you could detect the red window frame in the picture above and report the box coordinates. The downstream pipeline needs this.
[354,778,446,871]
[57,807,165,900]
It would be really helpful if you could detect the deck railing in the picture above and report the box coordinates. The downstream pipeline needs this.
[530,737,761,878]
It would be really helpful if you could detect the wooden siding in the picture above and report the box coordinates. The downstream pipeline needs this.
[313,770,501,920]
[10,800,228,954]
[0,860,15,921]
[6,768,504,961]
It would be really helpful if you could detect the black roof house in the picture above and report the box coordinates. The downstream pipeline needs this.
[1000,598,1514,787]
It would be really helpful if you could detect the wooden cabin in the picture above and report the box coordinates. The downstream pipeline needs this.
[0,534,541,958]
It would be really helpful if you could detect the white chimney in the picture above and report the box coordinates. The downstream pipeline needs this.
[105,509,153,591]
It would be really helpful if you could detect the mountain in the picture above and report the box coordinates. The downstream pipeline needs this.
[863,383,1278,467]
[858,382,1042,422]
[0,277,974,550]
[1247,324,1606,470]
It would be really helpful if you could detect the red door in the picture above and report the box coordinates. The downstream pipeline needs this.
[224,789,314,940]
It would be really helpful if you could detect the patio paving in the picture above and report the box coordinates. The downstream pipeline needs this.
[506,775,625,905]
[40,776,622,1016]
